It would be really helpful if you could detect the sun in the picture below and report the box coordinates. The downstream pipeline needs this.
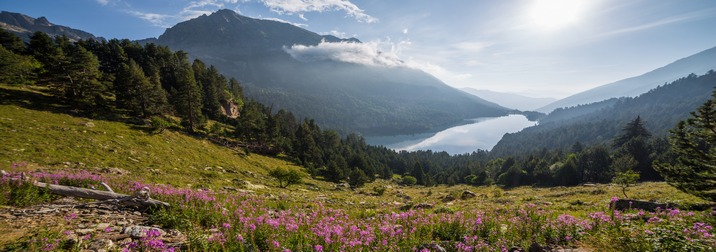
[528,0,586,30]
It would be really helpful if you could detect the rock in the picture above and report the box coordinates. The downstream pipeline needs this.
[461,190,477,200]
[610,199,670,211]
[88,238,114,251]
[0,213,16,219]
[76,229,95,235]
[122,226,166,238]
[416,243,446,252]
[413,203,434,210]
[95,223,111,230]
[81,121,95,128]
[441,195,456,203]
[220,100,240,119]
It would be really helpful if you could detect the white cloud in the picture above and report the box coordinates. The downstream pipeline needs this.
[284,40,403,67]
[283,40,474,85]
[259,0,378,23]
[128,11,173,28]
[96,0,110,5]
[258,16,308,27]
[402,28,408,34]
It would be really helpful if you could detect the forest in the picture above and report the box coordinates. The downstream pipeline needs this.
[0,29,709,189]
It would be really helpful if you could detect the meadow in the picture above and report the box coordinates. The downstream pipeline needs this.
[1,165,714,251]
[1,87,715,251]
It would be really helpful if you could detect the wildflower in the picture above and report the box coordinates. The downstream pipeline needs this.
[64,213,77,221]
[222,222,231,229]
[314,244,323,252]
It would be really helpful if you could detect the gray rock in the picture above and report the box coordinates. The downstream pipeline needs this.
[122,226,166,238]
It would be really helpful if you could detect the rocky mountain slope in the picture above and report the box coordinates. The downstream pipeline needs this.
[146,9,508,135]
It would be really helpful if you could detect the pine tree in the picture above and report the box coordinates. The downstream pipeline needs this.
[655,90,716,201]
[114,60,167,117]
[613,116,658,180]
[172,54,203,132]
[0,45,40,84]
[62,45,103,106]
[613,116,651,147]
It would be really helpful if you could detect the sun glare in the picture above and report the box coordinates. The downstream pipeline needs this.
[529,0,585,30]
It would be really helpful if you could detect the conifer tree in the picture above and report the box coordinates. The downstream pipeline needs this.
[655,90,716,201]
[114,60,167,117]
[172,54,203,132]
[62,45,103,106]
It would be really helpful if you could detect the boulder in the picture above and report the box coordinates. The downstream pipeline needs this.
[461,190,476,200]
[610,199,670,211]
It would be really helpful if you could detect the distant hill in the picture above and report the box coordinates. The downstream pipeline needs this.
[147,9,508,136]
[492,70,716,157]
[460,88,556,111]
[0,11,100,41]
[538,46,716,113]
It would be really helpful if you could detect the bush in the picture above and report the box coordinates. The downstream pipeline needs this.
[268,167,304,188]
[400,175,417,186]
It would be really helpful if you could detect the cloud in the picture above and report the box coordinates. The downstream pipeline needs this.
[127,11,173,28]
[259,0,377,23]
[284,40,404,67]
[127,0,236,28]
[283,40,474,84]
[96,0,110,5]
[258,16,308,27]
[600,7,716,37]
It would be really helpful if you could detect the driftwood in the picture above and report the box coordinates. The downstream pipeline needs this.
[33,181,170,209]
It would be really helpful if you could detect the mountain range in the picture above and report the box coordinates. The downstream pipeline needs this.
[0,11,99,42]
[141,9,508,136]
[538,46,716,113]
[460,88,556,111]
[492,70,716,157]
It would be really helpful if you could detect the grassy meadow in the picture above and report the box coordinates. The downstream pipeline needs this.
[1,85,715,251]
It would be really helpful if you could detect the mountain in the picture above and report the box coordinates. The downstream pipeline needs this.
[537,46,716,113]
[460,88,556,111]
[148,9,508,136]
[0,11,100,42]
[491,70,716,157]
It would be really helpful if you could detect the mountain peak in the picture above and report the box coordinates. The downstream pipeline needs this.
[35,16,51,26]
[0,11,98,41]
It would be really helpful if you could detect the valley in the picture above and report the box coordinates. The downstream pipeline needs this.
[2,2,716,252]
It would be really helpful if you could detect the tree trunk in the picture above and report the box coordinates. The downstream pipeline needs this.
[33,181,170,209]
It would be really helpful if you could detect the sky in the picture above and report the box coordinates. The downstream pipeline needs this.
[3,0,716,98]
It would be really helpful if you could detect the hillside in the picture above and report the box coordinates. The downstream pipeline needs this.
[0,85,302,187]
[0,11,99,41]
[461,87,556,111]
[538,46,716,113]
[492,71,716,157]
[148,9,508,136]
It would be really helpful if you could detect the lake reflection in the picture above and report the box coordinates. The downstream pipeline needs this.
[366,114,536,154]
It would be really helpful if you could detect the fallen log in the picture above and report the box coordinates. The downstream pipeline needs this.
[33,181,170,209]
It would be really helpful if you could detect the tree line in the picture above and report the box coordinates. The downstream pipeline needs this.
[1,29,712,198]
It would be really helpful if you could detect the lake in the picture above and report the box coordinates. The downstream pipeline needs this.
[365,114,536,155]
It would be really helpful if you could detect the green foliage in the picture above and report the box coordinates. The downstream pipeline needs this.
[613,169,640,198]
[114,60,168,117]
[348,168,368,188]
[656,88,716,201]
[268,167,304,188]
[0,45,40,85]
[172,54,204,132]
[400,175,417,186]
[372,186,386,196]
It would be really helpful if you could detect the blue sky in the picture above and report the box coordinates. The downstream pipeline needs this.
[3,0,716,98]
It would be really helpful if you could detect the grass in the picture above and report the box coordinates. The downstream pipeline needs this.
[0,92,308,189]
[1,84,715,251]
